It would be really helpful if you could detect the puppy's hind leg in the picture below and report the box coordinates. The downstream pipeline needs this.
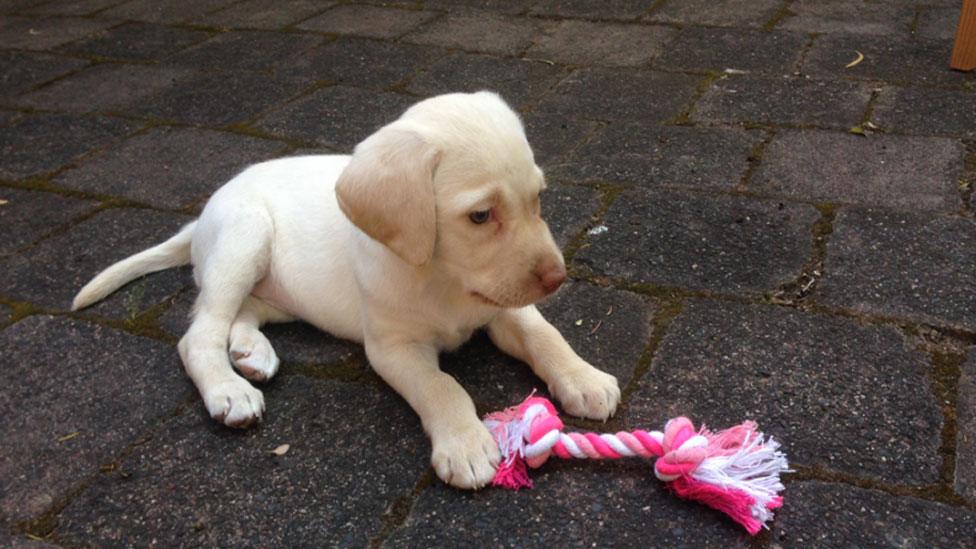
[229,297,294,382]
[179,220,273,428]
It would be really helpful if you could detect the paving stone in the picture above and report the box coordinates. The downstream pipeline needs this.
[0,316,189,523]
[803,34,971,88]
[15,63,197,114]
[387,462,746,547]
[958,348,976,503]
[297,4,437,38]
[0,50,87,97]
[0,208,194,318]
[440,281,655,411]
[23,0,123,16]
[522,113,598,167]
[281,37,446,90]
[203,0,333,30]
[916,5,961,41]
[0,113,135,180]
[255,86,413,150]
[541,183,602,248]
[773,481,976,546]
[0,0,49,13]
[0,188,96,255]
[0,15,114,49]
[548,124,762,189]
[536,68,701,123]
[819,209,976,331]
[872,86,976,139]
[753,130,964,211]
[101,0,238,24]
[646,0,781,27]
[656,28,807,74]
[407,53,566,109]
[55,376,429,547]
[692,75,872,129]
[780,0,915,36]
[59,22,213,61]
[169,30,323,72]
[54,126,287,209]
[629,299,943,484]
[526,20,675,67]
[403,13,543,56]
[133,71,312,126]
[424,0,531,15]
[575,189,819,294]
[530,0,654,20]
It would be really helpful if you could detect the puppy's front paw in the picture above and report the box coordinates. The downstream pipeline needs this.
[229,330,280,382]
[550,364,620,421]
[430,422,501,489]
[203,378,265,428]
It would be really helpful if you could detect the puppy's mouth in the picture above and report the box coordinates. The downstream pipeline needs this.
[471,291,503,307]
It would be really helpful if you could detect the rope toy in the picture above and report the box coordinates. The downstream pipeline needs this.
[483,395,789,535]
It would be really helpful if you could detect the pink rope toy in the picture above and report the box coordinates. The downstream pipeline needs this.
[483,395,790,535]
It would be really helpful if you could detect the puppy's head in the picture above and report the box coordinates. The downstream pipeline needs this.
[336,91,565,308]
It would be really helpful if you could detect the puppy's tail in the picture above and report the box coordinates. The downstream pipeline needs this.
[71,221,197,311]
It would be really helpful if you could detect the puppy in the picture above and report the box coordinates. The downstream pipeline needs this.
[72,91,620,489]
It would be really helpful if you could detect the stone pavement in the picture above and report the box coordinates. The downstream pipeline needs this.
[1,0,975,546]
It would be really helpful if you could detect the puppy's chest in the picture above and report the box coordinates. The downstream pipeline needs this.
[433,325,477,352]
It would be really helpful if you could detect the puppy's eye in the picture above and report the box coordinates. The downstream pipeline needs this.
[469,209,491,224]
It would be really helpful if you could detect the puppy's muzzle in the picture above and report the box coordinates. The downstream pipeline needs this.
[534,260,566,295]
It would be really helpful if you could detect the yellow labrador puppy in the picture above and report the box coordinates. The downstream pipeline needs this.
[72,91,620,489]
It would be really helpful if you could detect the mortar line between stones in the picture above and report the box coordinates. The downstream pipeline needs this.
[614,296,685,421]
[788,463,976,511]
[735,128,777,190]
[762,0,795,32]
[767,203,834,306]
[923,347,966,494]
[368,469,436,548]
[563,268,976,343]
[560,183,626,266]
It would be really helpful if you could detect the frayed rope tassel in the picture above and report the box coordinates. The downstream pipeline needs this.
[483,396,790,535]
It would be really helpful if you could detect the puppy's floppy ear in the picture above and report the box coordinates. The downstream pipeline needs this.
[336,127,441,266]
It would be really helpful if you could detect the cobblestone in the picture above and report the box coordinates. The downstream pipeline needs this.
[575,189,819,294]
[408,53,565,109]
[549,124,762,188]
[0,316,190,523]
[0,51,87,97]
[526,20,675,67]
[655,27,807,74]
[818,209,976,331]
[753,131,964,210]
[53,126,288,209]
[872,86,976,139]
[536,68,701,123]
[773,482,976,546]
[297,4,436,39]
[627,300,943,484]
[0,112,136,180]
[692,75,872,129]
[0,188,96,255]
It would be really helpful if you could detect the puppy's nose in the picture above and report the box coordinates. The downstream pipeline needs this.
[534,261,566,294]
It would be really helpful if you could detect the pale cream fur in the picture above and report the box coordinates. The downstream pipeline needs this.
[72,92,620,489]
